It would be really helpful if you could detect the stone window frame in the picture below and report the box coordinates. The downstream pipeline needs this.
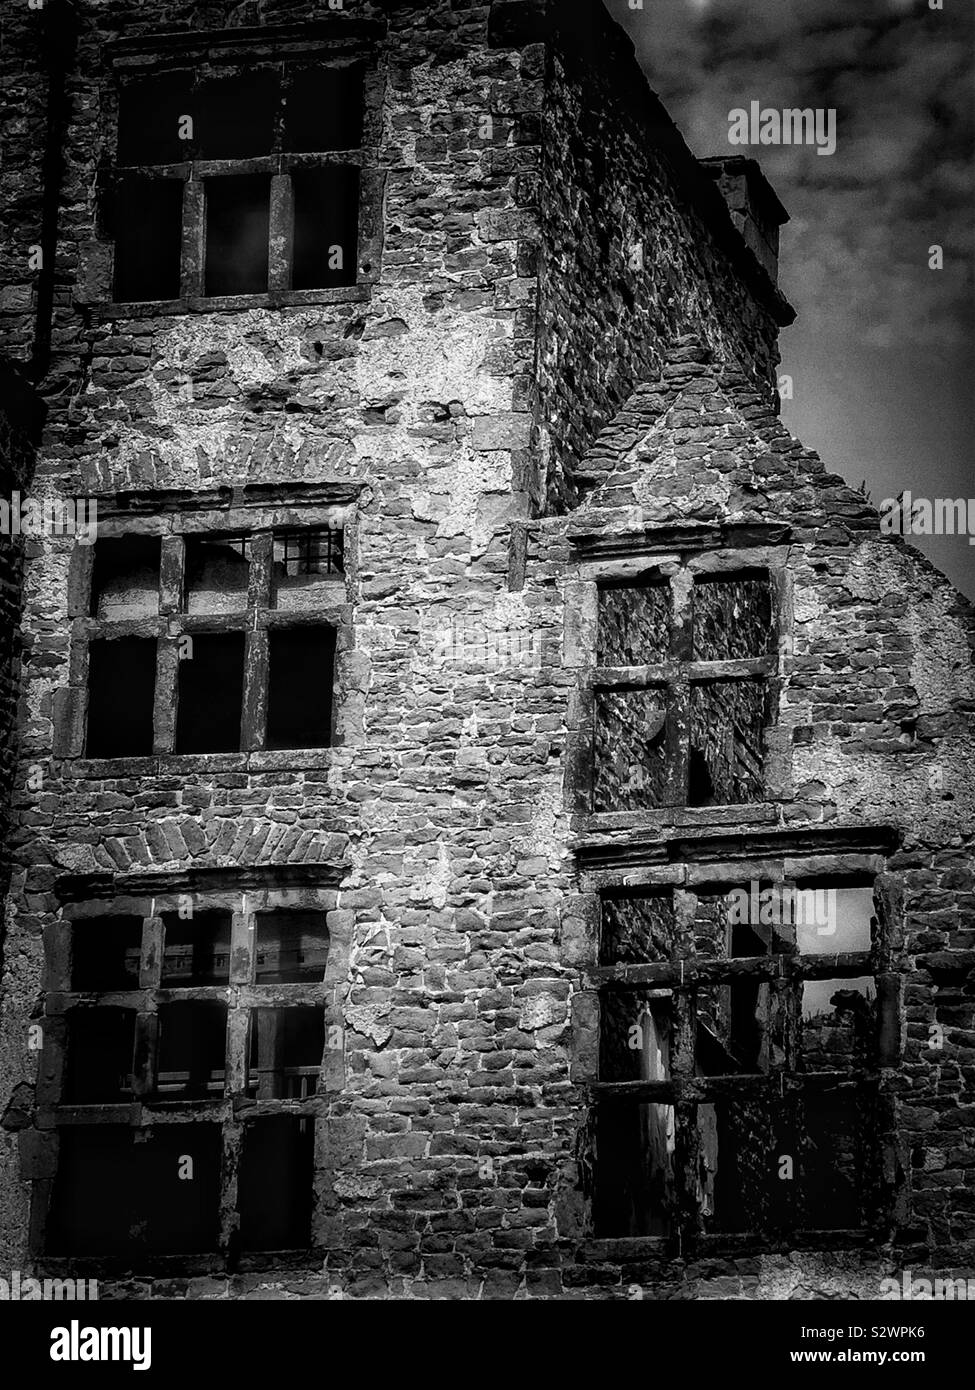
[565,535,793,829]
[31,873,350,1267]
[568,832,903,1255]
[55,485,361,774]
[86,22,386,317]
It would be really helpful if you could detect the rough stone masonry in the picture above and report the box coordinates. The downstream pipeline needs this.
[0,0,972,1300]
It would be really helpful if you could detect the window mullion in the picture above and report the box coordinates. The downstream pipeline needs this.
[672,1099,702,1249]
[248,533,273,610]
[668,572,693,806]
[666,675,689,806]
[226,900,251,1096]
[159,536,184,614]
[133,912,162,1099]
[180,176,205,298]
[152,634,179,756]
[670,570,693,661]
[242,534,272,752]
[218,1126,243,1254]
[268,173,294,292]
[241,630,269,753]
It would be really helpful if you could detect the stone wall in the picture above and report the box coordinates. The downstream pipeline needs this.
[534,1,792,510]
[0,0,555,1286]
[0,361,42,918]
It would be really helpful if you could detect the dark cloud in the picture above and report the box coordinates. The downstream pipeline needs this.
[606,0,975,594]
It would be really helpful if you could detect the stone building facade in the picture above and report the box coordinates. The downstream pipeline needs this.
[0,0,973,1299]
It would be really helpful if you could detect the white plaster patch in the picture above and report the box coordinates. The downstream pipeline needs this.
[333,1175,383,1200]
[344,1004,392,1048]
[518,993,561,1031]
[355,285,513,422]
[792,582,826,625]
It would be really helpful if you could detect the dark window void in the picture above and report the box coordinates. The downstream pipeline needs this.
[730,920,769,958]
[689,679,769,806]
[161,911,232,987]
[594,1099,675,1238]
[119,66,364,162]
[600,893,674,967]
[194,71,277,159]
[255,911,330,984]
[600,991,672,1084]
[71,916,143,991]
[801,1087,872,1229]
[112,177,183,303]
[238,1117,314,1250]
[692,574,774,661]
[597,582,671,666]
[204,175,270,296]
[291,167,359,290]
[47,1125,221,1256]
[184,535,250,614]
[156,1001,227,1098]
[86,637,156,757]
[597,1089,873,1239]
[175,632,245,754]
[701,1095,778,1234]
[90,535,161,621]
[266,625,335,749]
[695,980,767,1074]
[248,1007,324,1100]
[284,64,364,151]
[117,72,194,165]
[593,688,668,812]
[694,886,780,959]
[64,1008,136,1103]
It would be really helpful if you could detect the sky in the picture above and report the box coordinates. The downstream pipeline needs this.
[607,0,975,597]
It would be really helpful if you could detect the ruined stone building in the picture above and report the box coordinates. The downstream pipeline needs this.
[0,0,973,1300]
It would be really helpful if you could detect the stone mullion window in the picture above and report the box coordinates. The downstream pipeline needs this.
[588,871,896,1246]
[73,518,345,760]
[47,887,341,1101]
[38,886,346,1260]
[109,53,379,307]
[591,562,779,812]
